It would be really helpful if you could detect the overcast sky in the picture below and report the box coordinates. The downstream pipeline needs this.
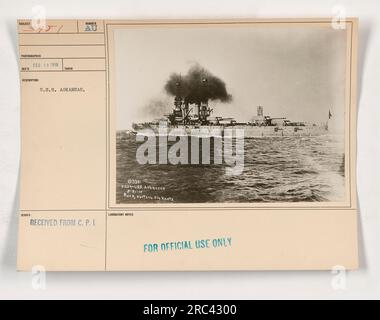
[113,24,347,130]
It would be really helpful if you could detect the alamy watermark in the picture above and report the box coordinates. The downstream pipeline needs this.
[331,265,347,290]
[331,5,347,30]
[135,122,245,175]
[31,5,47,32]
[31,265,46,290]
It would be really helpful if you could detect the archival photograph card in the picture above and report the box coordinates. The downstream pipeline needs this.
[17,19,358,271]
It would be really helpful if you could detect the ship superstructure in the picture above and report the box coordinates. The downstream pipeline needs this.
[132,78,329,137]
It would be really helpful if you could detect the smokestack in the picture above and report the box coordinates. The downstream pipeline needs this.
[257,106,263,117]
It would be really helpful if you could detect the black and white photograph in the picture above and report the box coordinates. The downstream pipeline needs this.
[114,23,348,204]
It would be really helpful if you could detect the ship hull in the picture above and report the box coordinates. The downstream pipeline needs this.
[132,124,328,137]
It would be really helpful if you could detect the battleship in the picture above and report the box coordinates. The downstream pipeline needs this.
[132,66,330,137]
[132,97,330,138]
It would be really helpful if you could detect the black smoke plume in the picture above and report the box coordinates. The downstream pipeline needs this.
[164,64,232,104]
[143,97,172,118]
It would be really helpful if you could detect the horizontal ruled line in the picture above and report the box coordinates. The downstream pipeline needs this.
[20,57,106,59]
[19,44,105,47]
[20,70,106,72]
[18,32,105,35]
